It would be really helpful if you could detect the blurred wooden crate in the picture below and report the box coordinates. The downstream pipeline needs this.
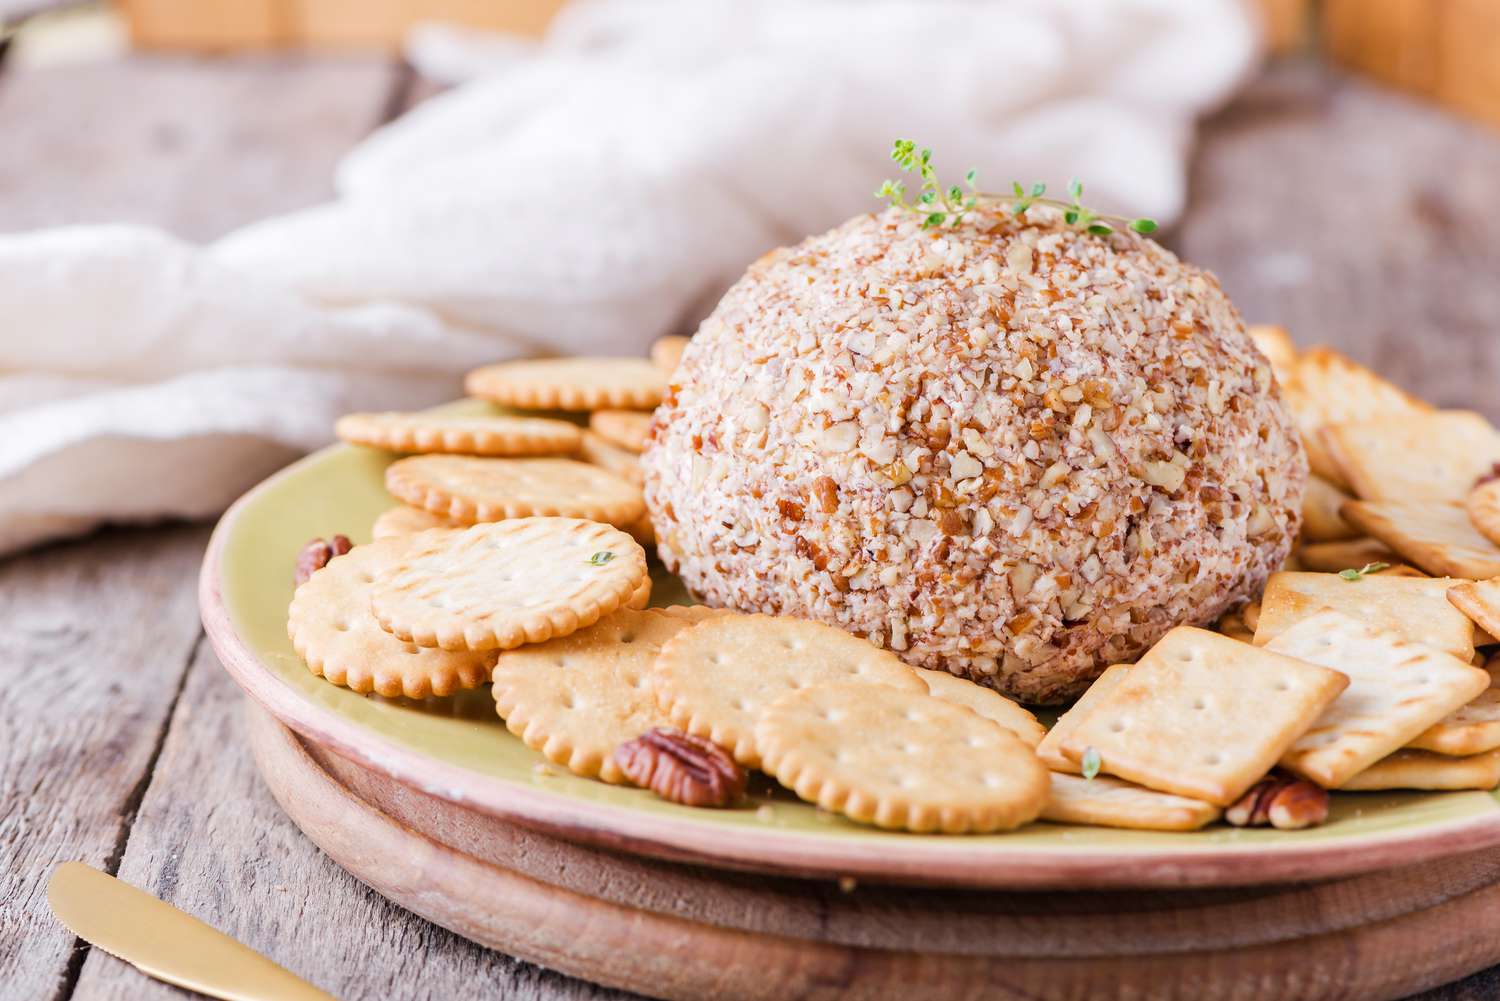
[1323,0,1500,130]
[118,0,567,49]
[113,0,1500,133]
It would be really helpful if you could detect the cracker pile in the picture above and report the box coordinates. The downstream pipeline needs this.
[284,327,1500,836]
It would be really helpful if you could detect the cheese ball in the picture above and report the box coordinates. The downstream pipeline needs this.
[641,206,1305,704]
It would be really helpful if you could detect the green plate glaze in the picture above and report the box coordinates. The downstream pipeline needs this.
[201,405,1500,889]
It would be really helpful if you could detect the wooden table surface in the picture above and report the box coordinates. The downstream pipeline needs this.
[3,37,1500,1001]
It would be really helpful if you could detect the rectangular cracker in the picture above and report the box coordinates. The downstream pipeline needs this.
[1266,610,1489,788]
[1036,665,1130,774]
[1410,657,1500,757]
[1342,500,1500,580]
[1058,627,1347,806]
[1247,324,1296,384]
[1340,749,1500,792]
[1041,773,1221,832]
[1450,578,1500,645]
[1281,347,1431,489]
[1322,411,1500,504]
[1254,571,1476,662]
[1301,475,1359,543]
[1296,538,1400,574]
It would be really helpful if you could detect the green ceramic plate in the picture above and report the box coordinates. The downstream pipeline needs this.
[201,405,1500,889]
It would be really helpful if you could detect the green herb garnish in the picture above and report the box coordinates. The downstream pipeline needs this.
[1338,562,1389,581]
[1080,746,1102,781]
[876,138,1158,235]
[587,551,616,566]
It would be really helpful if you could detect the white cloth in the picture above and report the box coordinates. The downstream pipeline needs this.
[0,0,1260,556]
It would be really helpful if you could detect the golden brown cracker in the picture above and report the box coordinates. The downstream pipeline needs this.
[755,681,1050,833]
[370,518,647,652]
[288,536,493,698]
[492,608,690,782]
[1041,773,1221,832]
[1322,411,1500,504]
[589,409,652,453]
[371,505,459,540]
[466,357,666,411]
[1301,475,1358,543]
[1340,749,1500,791]
[1342,500,1500,580]
[915,668,1045,748]
[336,411,580,457]
[1255,570,1475,662]
[652,614,924,768]
[1281,347,1431,489]
[1058,627,1347,806]
[386,454,645,526]
[1037,665,1131,774]
[1265,610,1488,788]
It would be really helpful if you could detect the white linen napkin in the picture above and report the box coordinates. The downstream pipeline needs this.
[0,0,1260,556]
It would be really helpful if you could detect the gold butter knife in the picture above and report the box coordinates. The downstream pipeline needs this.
[47,862,336,1001]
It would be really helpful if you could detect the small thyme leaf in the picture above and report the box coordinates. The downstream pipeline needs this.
[587,551,616,566]
[1081,746,1102,781]
[1338,561,1389,581]
[876,140,1160,237]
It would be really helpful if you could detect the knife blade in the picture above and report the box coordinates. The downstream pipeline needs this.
[47,861,336,1001]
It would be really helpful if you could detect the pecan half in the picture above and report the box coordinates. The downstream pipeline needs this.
[1476,462,1500,488]
[294,534,353,586]
[1226,771,1329,830]
[614,728,746,808]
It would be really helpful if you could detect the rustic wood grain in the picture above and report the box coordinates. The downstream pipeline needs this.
[68,645,624,1001]
[0,53,398,240]
[1177,59,1500,421]
[0,526,210,1001]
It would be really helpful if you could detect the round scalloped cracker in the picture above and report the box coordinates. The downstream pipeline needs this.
[492,608,693,782]
[335,411,581,457]
[652,614,924,769]
[651,335,690,374]
[466,357,666,411]
[578,430,644,487]
[370,518,647,651]
[385,455,644,526]
[658,604,729,621]
[755,681,1050,833]
[371,505,458,540]
[914,668,1045,748]
[625,574,651,610]
[589,410,651,454]
[1468,478,1500,548]
[288,537,494,698]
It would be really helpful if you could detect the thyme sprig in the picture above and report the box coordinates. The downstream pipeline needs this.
[1338,562,1389,581]
[875,138,1158,236]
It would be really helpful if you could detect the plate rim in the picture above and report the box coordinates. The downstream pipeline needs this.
[201,446,1500,890]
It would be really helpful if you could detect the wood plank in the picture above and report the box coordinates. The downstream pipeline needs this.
[0,526,210,1001]
[1176,58,1500,421]
[70,641,625,1000]
[0,53,399,240]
